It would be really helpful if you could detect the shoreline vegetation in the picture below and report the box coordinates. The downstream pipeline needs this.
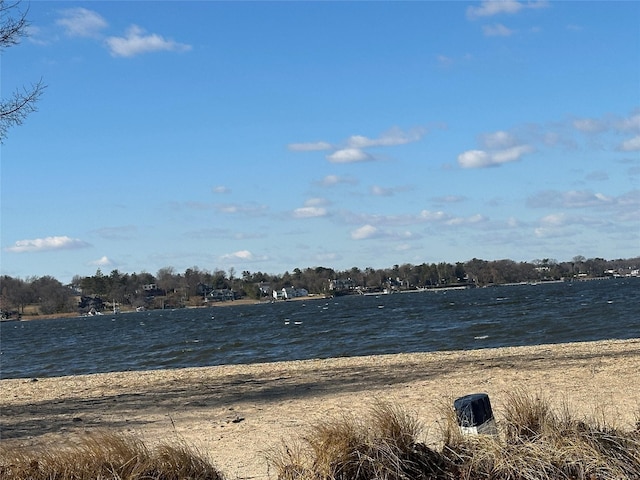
[2,339,639,478]
[2,256,638,320]
[6,275,631,322]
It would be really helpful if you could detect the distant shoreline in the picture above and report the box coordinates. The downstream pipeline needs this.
[13,294,319,322]
[13,277,623,321]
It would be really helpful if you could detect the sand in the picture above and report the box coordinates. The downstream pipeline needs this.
[2,339,639,479]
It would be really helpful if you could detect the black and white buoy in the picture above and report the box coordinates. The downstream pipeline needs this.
[453,393,498,436]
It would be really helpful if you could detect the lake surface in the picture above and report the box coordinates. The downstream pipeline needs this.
[1,278,638,379]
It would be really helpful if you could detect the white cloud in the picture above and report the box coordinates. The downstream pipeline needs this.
[317,175,357,187]
[617,112,640,133]
[419,210,447,221]
[527,190,616,209]
[105,25,191,58]
[351,224,379,240]
[5,236,90,253]
[445,214,487,226]
[461,131,534,167]
[346,127,425,148]
[573,118,606,133]
[370,185,412,197]
[304,197,328,207]
[480,130,518,149]
[533,213,585,238]
[327,148,371,163]
[57,8,108,38]
[213,185,231,194]
[491,144,535,163]
[89,255,114,267]
[221,250,254,261]
[483,23,514,36]
[457,149,492,168]
[292,206,327,218]
[432,195,467,204]
[618,135,640,152]
[213,202,268,216]
[288,141,332,151]
[467,0,548,20]
[292,126,427,164]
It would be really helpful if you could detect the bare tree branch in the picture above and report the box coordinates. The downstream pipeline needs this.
[0,0,45,142]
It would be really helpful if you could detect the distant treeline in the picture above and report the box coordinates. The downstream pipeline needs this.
[1,256,638,318]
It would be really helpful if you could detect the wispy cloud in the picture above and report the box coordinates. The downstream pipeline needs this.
[292,198,329,218]
[105,25,192,57]
[350,224,418,241]
[56,8,108,38]
[291,126,428,164]
[317,174,358,187]
[341,208,488,230]
[5,236,90,253]
[432,195,467,204]
[526,189,626,209]
[186,227,266,240]
[53,8,192,58]
[457,130,535,168]
[370,185,412,197]
[618,135,640,152]
[214,202,268,216]
[92,225,137,240]
[292,206,328,218]
[483,23,514,37]
[345,127,425,148]
[467,0,549,20]
[213,185,231,194]
[288,141,332,152]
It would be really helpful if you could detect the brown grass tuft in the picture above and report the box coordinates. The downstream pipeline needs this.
[271,393,640,480]
[0,431,225,480]
[267,401,450,480]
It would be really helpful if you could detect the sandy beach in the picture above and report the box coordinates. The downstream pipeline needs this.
[2,339,639,479]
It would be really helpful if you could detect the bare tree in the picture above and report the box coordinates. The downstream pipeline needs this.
[0,0,45,142]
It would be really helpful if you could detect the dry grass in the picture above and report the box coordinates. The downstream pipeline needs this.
[0,432,224,480]
[446,390,640,479]
[2,392,639,480]
[270,392,640,480]
[267,402,450,480]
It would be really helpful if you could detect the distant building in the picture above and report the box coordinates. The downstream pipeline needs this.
[329,278,356,292]
[207,289,236,302]
[273,287,308,300]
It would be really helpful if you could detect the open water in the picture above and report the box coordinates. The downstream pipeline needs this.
[1,278,638,379]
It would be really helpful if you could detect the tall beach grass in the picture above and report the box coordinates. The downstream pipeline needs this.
[270,391,640,480]
[2,391,639,479]
[0,432,224,480]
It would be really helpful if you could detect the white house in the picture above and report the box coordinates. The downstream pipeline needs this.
[273,287,309,300]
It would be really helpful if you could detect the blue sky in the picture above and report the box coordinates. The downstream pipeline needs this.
[2,1,639,283]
